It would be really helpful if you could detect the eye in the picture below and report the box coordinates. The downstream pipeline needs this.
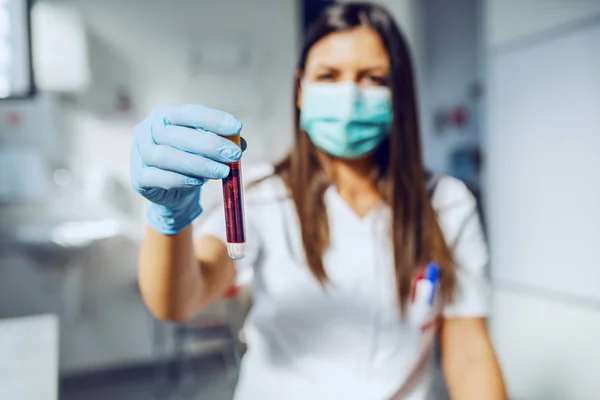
[316,72,336,82]
[365,75,388,86]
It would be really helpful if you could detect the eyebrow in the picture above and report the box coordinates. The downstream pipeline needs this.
[312,64,388,72]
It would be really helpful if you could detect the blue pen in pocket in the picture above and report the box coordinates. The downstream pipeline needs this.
[426,262,440,305]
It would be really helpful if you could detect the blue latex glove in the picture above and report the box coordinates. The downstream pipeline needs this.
[130,104,243,234]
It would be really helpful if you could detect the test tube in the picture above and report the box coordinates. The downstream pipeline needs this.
[222,133,246,260]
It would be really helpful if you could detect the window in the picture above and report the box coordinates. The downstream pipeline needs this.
[0,0,34,99]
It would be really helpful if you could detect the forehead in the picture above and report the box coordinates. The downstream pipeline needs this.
[305,26,389,69]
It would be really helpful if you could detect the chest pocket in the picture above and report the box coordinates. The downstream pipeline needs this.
[406,273,443,335]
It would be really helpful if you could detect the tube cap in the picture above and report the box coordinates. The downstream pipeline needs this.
[227,243,245,260]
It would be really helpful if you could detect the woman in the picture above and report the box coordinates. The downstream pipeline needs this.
[130,2,507,399]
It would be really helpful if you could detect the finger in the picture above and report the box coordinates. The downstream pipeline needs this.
[140,144,231,180]
[151,123,242,163]
[136,166,205,192]
[133,117,154,153]
[131,143,204,191]
[162,104,242,136]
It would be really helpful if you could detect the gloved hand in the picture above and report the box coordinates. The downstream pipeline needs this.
[130,104,243,235]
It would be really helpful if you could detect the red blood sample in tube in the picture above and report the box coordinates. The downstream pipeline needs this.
[222,160,246,259]
[221,132,246,259]
[223,161,245,242]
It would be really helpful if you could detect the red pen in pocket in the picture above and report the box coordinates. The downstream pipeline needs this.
[411,269,426,302]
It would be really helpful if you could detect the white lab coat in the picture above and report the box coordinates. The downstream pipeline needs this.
[194,165,489,400]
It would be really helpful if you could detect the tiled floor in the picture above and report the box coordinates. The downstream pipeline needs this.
[61,353,235,400]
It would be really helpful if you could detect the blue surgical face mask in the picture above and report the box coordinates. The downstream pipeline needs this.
[299,82,393,159]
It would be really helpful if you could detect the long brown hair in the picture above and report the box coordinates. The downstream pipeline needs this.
[273,2,455,313]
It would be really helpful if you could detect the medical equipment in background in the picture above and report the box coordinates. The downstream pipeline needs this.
[222,132,246,260]
[449,145,481,188]
[433,82,482,136]
[434,105,469,134]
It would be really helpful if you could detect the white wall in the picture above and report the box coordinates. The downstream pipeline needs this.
[484,1,600,399]
[490,287,600,400]
[486,0,600,49]
[95,0,297,163]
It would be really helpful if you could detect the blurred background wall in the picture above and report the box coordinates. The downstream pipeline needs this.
[484,1,600,400]
[1,0,302,379]
[0,0,599,399]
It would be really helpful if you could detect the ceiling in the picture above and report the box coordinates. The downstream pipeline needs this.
[48,0,300,72]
